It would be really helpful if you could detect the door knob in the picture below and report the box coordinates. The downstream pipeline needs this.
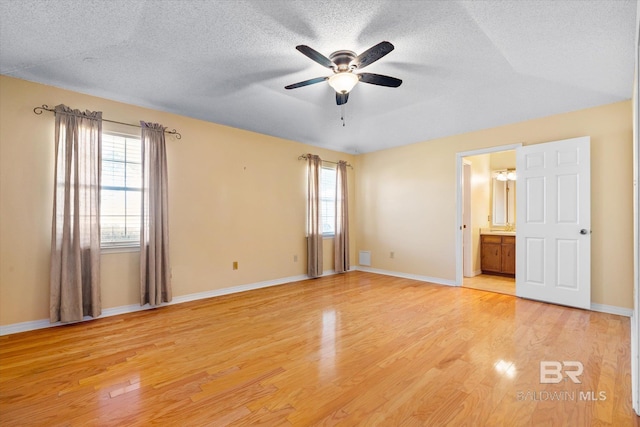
[580,229,590,235]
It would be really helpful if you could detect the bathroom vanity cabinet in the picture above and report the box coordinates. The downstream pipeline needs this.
[480,234,515,277]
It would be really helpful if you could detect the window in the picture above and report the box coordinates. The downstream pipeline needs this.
[101,133,142,247]
[320,166,336,236]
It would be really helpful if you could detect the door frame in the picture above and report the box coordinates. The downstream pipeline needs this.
[455,143,522,286]
[632,1,639,413]
[462,160,473,277]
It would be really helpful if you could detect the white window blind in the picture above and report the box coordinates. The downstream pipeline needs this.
[320,166,336,236]
[101,133,142,247]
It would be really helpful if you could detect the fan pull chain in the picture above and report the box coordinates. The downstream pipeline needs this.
[341,104,346,127]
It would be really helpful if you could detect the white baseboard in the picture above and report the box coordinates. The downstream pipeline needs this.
[0,318,60,336]
[354,266,457,287]
[0,273,316,336]
[170,274,310,305]
[590,303,633,317]
[462,270,483,278]
[355,266,633,317]
[2,269,629,335]
[632,312,639,415]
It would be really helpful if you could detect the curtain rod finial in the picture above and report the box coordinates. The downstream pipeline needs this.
[33,104,52,115]
[167,129,181,140]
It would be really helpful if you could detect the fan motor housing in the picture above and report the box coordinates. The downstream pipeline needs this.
[329,50,357,72]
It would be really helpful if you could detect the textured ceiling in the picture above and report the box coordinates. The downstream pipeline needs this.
[0,0,636,153]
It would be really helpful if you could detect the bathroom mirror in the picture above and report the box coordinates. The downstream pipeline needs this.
[492,173,516,226]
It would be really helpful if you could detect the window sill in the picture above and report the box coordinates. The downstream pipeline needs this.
[323,234,335,239]
[101,245,140,254]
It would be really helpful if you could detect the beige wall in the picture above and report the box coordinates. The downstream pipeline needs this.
[490,150,516,170]
[0,75,634,327]
[0,76,356,325]
[356,100,633,309]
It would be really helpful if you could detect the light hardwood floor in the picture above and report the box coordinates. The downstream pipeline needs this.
[463,274,516,296]
[0,271,636,426]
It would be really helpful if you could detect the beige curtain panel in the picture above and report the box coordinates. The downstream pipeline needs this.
[140,122,172,306]
[334,160,350,273]
[307,154,323,278]
[50,104,102,323]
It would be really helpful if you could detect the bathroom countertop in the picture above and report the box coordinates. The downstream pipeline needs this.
[480,229,516,236]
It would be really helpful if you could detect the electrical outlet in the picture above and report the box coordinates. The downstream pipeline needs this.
[390,251,395,259]
[293,255,298,262]
[233,261,238,270]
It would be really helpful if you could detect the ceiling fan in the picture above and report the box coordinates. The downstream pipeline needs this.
[285,41,402,106]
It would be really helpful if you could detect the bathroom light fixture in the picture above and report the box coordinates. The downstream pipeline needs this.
[495,169,516,181]
[328,72,359,94]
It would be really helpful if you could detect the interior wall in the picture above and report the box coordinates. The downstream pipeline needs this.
[356,100,634,309]
[489,150,516,170]
[0,75,634,326]
[0,76,357,326]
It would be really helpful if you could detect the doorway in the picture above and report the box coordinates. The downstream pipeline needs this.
[456,144,521,296]
[456,137,592,308]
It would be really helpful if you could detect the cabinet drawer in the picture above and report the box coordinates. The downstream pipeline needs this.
[481,235,502,244]
[502,236,515,245]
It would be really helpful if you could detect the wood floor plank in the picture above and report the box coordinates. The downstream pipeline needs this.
[0,271,636,426]
[463,273,516,296]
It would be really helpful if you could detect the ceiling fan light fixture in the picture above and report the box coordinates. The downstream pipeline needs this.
[286,42,400,108]
[328,72,359,94]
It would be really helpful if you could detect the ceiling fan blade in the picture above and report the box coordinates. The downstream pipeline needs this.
[351,41,394,69]
[358,72,402,88]
[336,92,349,105]
[296,45,335,69]
[285,76,328,90]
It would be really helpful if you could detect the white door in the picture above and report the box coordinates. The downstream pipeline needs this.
[516,136,591,309]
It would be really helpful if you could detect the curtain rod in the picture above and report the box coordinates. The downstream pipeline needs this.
[298,154,353,169]
[33,105,182,140]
